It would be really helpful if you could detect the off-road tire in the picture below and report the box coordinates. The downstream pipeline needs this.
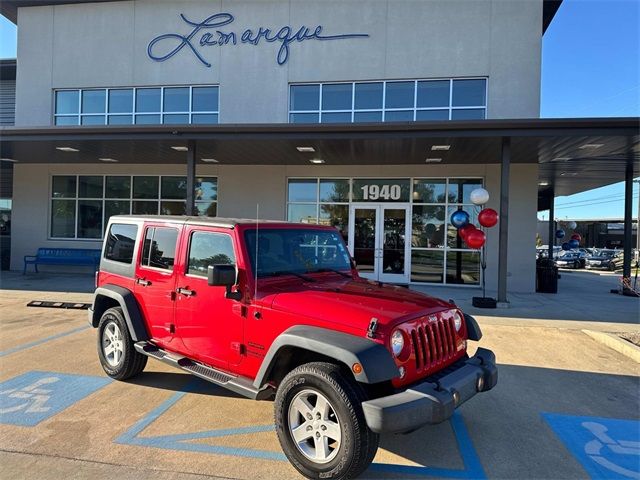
[97,307,147,380]
[274,362,379,479]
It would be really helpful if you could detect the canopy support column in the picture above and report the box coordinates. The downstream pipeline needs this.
[497,136,510,304]
[186,140,196,216]
[622,157,633,280]
[547,187,555,261]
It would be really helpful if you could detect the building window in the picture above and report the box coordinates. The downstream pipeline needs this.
[286,177,483,285]
[289,78,487,124]
[50,175,217,240]
[54,86,219,126]
[287,178,350,242]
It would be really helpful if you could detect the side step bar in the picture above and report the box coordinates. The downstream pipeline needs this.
[134,341,274,400]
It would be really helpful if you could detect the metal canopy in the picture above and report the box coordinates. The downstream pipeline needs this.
[1,117,638,200]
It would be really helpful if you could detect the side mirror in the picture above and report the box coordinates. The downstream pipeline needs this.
[207,265,242,301]
[207,264,236,287]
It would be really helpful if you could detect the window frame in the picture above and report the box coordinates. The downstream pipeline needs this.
[185,229,237,279]
[286,176,485,286]
[53,84,220,126]
[288,77,488,124]
[139,225,180,273]
[48,174,219,241]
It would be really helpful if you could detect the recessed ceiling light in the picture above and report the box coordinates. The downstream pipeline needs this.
[431,145,450,151]
[98,158,118,163]
[579,143,604,149]
[309,159,325,164]
[561,172,578,176]
[297,146,316,153]
[538,181,549,186]
[171,146,189,152]
[56,147,79,152]
[425,158,442,163]
[552,157,571,162]
[0,158,18,163]
[201,158,219,163]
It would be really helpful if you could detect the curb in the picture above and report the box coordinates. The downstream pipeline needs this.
[582,330,640,363]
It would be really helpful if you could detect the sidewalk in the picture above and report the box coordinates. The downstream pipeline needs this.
[1,268,638,329]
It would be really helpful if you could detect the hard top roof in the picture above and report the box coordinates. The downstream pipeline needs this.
[108,215,333,230]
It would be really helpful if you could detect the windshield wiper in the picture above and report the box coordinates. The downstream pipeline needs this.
[259,270,315,282]
[309,268,352,278]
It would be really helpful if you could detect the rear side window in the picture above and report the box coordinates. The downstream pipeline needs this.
[141,226,178,270]
[104,223,137,264]
[188,231,235,277]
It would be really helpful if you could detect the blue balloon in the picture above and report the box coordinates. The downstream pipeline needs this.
[561,242,571,251]
[450,210,470,229]
[568,239,579,249]
[555,229,565,239]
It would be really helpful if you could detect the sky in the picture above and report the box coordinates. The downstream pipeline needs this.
[0,1,638,220]
[539,0,639,220]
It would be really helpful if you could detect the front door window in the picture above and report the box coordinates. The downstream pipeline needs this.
[349,204,410,283]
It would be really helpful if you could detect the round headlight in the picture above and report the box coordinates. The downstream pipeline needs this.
[453,310,463,332]
[391,329,405,357]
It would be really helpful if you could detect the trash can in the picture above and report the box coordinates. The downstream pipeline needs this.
[536,260,558,293]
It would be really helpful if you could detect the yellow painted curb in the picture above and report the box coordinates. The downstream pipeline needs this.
[582,330,640,364]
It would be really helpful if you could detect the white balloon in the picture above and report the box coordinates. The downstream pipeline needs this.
[470,188,489,205]
[568,221,577,230]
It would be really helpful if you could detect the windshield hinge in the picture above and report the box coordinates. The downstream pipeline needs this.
[367,317,379,339]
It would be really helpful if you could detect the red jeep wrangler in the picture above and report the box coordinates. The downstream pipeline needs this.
[90,215,497,479]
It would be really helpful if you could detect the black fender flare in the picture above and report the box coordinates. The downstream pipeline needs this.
[91,285,149,342]
[253,325,399,388]
[464,313,482,341]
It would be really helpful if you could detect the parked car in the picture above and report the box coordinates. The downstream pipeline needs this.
[586,249,624,271]
[555,251,587,269]
[578,247,599,257]
[537,246,562,260]
[89,216,497,479]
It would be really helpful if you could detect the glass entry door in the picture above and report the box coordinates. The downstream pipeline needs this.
[348,204,410,283]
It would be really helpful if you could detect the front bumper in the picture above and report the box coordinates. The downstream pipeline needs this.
[361,348,497,434]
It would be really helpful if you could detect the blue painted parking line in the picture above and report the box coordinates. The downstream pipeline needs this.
[543,413,640,479]
[0,371,111,426]
[0,325,90,358]
[117,382,486,478]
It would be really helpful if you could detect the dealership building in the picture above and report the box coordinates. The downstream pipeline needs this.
[0,0,638,300]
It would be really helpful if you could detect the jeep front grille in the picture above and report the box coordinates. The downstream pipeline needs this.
[410,316,457,371]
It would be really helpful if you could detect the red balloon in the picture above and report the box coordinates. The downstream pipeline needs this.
[458,224,477,239]
[466,229,486,249]
[570,233,581,242]
[478,208,499,228]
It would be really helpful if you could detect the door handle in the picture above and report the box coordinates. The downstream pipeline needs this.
[136,278,151,286]
[176,287,196,297]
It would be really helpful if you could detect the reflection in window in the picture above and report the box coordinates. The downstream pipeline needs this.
[289,78,486,124]
[142,227,178,270]
[104,223,137,264]
[50,175,218,239]
[54,85,219,125]
[446,250,480,285]
[411,250,444,283]
[188,231,235,277]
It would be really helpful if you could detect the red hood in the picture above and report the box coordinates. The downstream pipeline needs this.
[256,276,453,335]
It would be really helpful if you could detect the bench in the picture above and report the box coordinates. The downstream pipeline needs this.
[23,248,101,274]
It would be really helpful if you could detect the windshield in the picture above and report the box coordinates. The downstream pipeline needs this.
[600,251,617,258]
[244,228,352,278]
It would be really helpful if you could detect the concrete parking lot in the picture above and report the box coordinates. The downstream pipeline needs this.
[1,271,639,479]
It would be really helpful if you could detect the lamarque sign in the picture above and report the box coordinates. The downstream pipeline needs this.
[147,13,369,67]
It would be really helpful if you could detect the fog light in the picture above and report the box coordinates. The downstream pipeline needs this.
[477,376,485,392]
[452,391,460,405]
[398,366,406,379]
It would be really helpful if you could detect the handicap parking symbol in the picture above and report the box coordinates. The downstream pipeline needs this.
[0,371,110,426]
[543,413,640,479]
